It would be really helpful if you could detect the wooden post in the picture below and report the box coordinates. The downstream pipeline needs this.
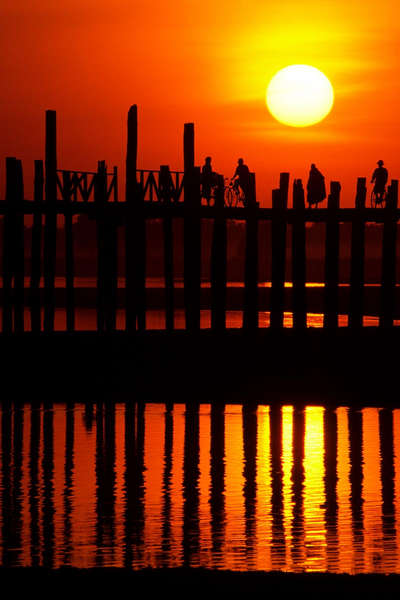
[279,172,290,209]
[160,165,174,331]
[30,160,43,332]
[349,178,366,328]
[380,180,398,327]
[292,179,307,329]
[95,161,107,332]
[184,123,195,173]
[125,105,146,332]
[183,123,200,331]
[13,159,25,333]
[323,181,341,328]
[2,157,17,333]
[243,173,258,330]
[211,175,227,331]
[63,171,75,332]
[43,110,57,332]
[270,188,287,328]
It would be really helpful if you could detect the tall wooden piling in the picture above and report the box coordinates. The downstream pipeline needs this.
[270,188,287,328]
[323,182,341,328]
[2,158,17,333]
[125,105,146,332]
[13,159,25,333]
[63,171,75,332]
[95,161,107,332]
[243,174,258,330]
[292,179,306,329]
[211,175,227,331]
[30,160,43,332]
[349,178,367,328]
[43,110,57,332]
[279,172,290,209]
[380,180,398,327]
[160,165,174,331]
[183,123,201,331]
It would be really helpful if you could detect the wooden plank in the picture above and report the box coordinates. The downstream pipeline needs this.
[349,178,367,328]
[105,208,118,333]
[160,166,174,331]
[13,159,25,333]
[184,165,201,331]
[125,105,146,332]
[292,179,306,329]
[64,171,75,332]
[211,175,227,331]
[2,157,17,333]
[380,180,398,327]
[43,110,57,332]
[323,181,341,328]
[30,160,43,332]
[243,173,258,330]
[270,188,287,329]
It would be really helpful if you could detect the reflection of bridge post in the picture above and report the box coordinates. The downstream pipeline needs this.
[161,402,174,564]
[123,401,135,567]
[210,403,225,564]
[42,401,55,567]
[103,402,116,560]
[242,403,257,565]
[11,405,24,565]
[270,404,285,569]
[29,404,41,565]
[95,401,105,565]
[324,407,338,570]
[123,402,145,567]
[291,406,305,566]
[1,403,13,565]
[379,408,397,565]
[348,408,364,571]
[183,402,200,566]
[63,403,75,564]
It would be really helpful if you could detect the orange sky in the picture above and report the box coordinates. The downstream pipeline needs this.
[1,0,400,205]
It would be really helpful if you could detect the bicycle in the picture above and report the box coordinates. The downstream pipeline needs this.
[370,188,386,208]
[224,178,245,207]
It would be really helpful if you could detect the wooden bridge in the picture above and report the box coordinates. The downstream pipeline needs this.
[0,105,399,336]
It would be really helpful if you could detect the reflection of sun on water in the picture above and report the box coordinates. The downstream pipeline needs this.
[303,406,326,571]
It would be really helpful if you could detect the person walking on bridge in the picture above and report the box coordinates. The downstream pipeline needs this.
[307,163,326,208]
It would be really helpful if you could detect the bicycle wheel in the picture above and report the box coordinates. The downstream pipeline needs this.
[225,188,234,207]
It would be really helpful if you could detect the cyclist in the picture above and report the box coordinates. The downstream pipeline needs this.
[307,163,326,207]
[232,158,251,206]
[371,160,388,204]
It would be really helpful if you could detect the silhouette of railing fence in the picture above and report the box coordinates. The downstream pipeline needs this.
[1,105,399,334]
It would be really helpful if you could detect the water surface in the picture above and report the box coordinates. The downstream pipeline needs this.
[1,402,400,573]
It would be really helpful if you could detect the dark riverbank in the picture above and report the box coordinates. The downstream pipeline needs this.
[1,567,400,596]
[1,328,400,404]
[1,285,399,317]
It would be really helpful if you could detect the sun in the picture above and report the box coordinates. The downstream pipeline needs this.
[266,65,334,127]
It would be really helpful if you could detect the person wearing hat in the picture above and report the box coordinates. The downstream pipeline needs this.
[371,160,388,204]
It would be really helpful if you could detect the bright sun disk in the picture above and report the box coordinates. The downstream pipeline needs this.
[266,65,334,127]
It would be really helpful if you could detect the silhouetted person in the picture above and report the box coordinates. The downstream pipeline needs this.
[307,163,326,207]
[201,156,214,206]
[371,159,388,204]
[232,158,251,206]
